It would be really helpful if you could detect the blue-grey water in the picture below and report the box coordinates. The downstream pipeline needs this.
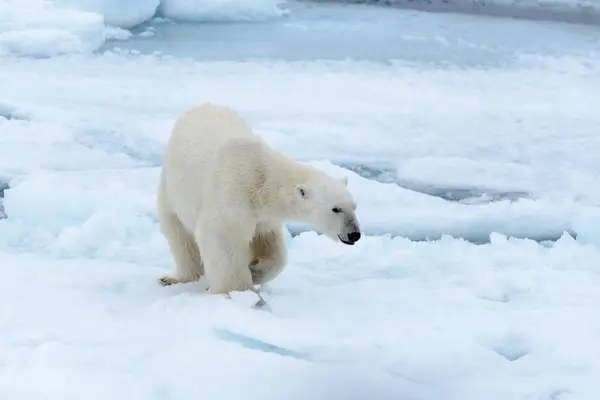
[101,1,600,66]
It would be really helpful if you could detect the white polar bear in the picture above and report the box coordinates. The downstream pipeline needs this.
[156,103,361,295]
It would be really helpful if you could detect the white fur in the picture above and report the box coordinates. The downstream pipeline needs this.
[157,103,361,295]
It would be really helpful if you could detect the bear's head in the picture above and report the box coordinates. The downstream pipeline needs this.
[294,172,361,246]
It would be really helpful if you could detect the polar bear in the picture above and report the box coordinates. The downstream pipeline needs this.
[156,103,361,295]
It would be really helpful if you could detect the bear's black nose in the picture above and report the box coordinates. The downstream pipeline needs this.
[348,231,361,243]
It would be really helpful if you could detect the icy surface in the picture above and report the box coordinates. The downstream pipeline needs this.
[57,0,161,29]
[0,0,106,57]
[0,0,289,56]
[1,53,599,243]
[2,232,600,399]
[159,0,288,22]
[0,100,31,121]
[2,2,600,399]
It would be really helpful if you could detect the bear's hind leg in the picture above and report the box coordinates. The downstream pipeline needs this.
[249,229,287,286]
[157,205,204,287]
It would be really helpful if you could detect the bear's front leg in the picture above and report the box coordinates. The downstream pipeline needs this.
[195,222,255,295]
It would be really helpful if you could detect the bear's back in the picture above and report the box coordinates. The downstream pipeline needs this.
[161,104,268,231]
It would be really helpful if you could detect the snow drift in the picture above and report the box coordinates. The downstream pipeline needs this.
[0,0,106,57]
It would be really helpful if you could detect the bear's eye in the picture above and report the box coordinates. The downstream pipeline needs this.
[332,207,342,213]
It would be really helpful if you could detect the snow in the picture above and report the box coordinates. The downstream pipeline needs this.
[2,52,599,242]
[54,0,287,28]
[0,0,106,57]
[2,2,600,398]
[395,156,600,206]
[0,0,288,57]
[0,163,579,262]
[0,29,93,58]
[0,100,31,121]
[57,0,161,29]
[2,233,600,398]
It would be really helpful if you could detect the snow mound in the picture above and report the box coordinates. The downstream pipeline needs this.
[159,0,288,22]
[0,29,91,58]
[572,207,600,248]
[0,169,166,264]
[56,0,288,27]
[0,0,288,58]
[0,0,105,57]
[56,0,160,29]
[0,100,31,121]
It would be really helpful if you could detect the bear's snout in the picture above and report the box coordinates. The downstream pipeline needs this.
[339,231,361,245]
[347,231,361,243]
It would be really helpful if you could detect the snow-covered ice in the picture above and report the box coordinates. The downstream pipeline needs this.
[2,1,600,399]
[0,0,288,57]
[58,0,161,29]
[0,0,106,57]
[3,232,600,399]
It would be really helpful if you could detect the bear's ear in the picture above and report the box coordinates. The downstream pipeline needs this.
[296,184,309,199]
[341,176,348,186]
